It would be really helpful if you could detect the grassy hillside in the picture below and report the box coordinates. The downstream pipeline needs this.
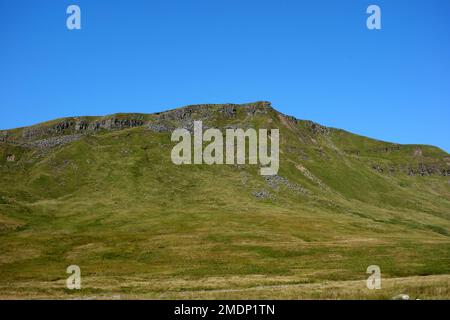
[0,102,449,299]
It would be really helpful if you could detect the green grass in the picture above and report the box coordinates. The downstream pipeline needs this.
[0,102,449,299]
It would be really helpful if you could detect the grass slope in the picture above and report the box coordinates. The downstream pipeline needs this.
[0,102,449,299]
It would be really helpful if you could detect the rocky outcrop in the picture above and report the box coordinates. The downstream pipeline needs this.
[81,118,144,132]
[408,163,447,176]
[27,134,83,149]
[22,127,45,140]
[5,102,274,142]
[264,175,307,194]
[370,162,450,176]
[244,101,271,116]
[305,121,331,135]
[0,131,8,142]
[147,123,172,133]
[149,104,219,133]
[155,102,270,122]
[147,102,269,133]
[21,117,145,141]
[220,105,237,118]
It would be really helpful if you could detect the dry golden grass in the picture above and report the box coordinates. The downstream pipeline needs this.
[0,274,448,300]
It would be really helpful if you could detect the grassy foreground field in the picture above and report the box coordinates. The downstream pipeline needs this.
[0,102,449,299]
[1,275,448,300]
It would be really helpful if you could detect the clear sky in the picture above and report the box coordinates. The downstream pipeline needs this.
[1,0,449,152]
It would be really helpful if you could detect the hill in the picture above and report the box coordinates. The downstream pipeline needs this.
[0,101,449,299]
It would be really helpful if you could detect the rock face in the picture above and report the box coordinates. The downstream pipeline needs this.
[147,101,271,133]
[20,117,145,142]
[74,118,145,132]
[408,163,447,176]
[370,162,450,177]
[1,101,274,145]
[305,121,331,135]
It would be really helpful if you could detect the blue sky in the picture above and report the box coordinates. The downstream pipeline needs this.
[1,0,449,152]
